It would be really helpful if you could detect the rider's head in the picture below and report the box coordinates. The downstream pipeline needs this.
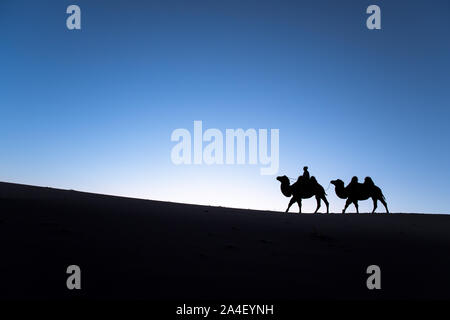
[351,176,358,183]
[303,166,308,171]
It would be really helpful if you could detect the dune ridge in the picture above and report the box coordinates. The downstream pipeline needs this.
[0,181,449,300]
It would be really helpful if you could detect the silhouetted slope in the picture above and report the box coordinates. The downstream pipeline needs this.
[0,181,449,300]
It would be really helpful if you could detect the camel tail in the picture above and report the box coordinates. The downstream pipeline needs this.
[377,187,386,201]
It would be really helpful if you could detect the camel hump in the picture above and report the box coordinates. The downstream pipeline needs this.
[310,176,318,184]
[364,176,375,185]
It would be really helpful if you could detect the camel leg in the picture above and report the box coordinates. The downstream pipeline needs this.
[297,199,302,214]
[353,201,359,214]
[372,198,378,214]
[322,196,329,214]
[343,198,352,214]
[286,197,296,213]
[380,198,389,213]
[314,196,321,214]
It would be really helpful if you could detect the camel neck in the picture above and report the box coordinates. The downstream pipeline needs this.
[335,185,348,199]
[281,182,292,197]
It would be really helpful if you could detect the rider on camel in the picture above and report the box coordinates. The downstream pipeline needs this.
[302,166,310,181]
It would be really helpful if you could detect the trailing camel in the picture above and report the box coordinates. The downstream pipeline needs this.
[330,177,389,214]
[276,175,329,214]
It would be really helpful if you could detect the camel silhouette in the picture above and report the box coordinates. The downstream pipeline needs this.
[276,175,329,214]
[330,177,389,214]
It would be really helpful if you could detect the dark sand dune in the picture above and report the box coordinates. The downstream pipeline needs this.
[0,181,449,300]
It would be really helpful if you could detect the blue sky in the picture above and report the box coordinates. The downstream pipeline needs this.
[1,0,449,213]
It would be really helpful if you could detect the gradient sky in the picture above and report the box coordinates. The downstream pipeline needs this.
[1,0,449,213]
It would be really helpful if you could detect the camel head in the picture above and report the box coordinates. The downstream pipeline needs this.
[276,175,290,184]
[330,179,345,187]
[276,175,292,197]
[330,179,348,199]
